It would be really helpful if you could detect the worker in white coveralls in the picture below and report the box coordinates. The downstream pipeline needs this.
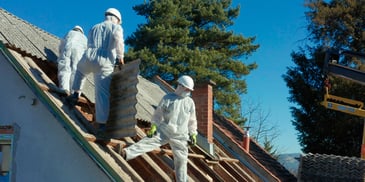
[117,75,198,182]
[67,8,124,134]
[57,25,87,95]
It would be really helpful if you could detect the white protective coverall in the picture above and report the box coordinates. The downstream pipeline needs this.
[124,89,198,182]
[72,15,124,124]
[57,29,87,92]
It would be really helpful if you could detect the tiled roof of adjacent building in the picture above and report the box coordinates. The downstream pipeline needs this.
[298,153,365,181]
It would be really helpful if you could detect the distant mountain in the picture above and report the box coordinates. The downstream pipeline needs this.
[277,153,301,177]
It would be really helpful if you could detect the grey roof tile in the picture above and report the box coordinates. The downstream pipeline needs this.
[0,8,60,62]
[298,153,365,181]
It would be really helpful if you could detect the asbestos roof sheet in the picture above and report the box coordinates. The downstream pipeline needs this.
[0,8,60,62]
[135,76,166,121]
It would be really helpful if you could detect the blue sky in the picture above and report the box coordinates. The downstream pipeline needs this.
[2,0,308,154]
[238,0,307,154]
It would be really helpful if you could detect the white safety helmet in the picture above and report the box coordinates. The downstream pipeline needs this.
[73,25,84,34]
[177,75,194,91]
[105,8,122,24]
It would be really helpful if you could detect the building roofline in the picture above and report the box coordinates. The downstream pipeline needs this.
[0,42,123,181]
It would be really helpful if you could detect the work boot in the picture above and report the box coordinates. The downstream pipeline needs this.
[96,124,108,140]
[65,92,79,107]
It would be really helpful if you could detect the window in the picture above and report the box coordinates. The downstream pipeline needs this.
[0,126,13,182]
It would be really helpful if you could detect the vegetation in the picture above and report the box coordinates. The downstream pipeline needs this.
[242,99,279,155]
[125,0,259,123]
[283,0,365,157]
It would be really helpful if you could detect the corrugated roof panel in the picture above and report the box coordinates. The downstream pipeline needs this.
[135,76,166,122]
[0,8,60,62]
[107,60,140,138]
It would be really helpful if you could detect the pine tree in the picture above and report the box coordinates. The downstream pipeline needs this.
[125,0,259,122]
[283,0,365,156]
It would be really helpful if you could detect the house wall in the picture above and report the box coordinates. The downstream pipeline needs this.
[0,52,110,181]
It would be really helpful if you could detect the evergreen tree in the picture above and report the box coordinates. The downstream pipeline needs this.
[263,136,278,158]
[283,0,365,157]
[125,0,259,122]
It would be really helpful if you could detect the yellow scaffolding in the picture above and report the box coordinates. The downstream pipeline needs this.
[321,94,365,117]
[321,88,365,159]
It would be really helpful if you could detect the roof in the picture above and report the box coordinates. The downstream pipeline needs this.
[0,7,296,181]
[0,8,59,62]
[213,114,297,182]
[298,153,365,181]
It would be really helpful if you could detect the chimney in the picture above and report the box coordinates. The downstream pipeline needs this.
[192,80,216,144]
[242,127,250,152]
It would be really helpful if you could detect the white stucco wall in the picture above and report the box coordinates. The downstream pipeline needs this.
[0,52,111,181]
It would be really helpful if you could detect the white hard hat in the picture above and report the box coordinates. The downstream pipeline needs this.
[178,75,194,91]
[105,8,122,23]
[73,25,84,34]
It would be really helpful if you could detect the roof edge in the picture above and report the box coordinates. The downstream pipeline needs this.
[213,122,281,181]
[0,42,122,181]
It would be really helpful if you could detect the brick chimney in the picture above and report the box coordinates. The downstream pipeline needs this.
[192,80,216,144]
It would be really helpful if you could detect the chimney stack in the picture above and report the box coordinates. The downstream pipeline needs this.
[243,127,250,152]
[192,80,216,144]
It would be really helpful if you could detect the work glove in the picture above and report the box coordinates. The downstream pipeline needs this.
[147,123,157,138]
[189,134,197,146]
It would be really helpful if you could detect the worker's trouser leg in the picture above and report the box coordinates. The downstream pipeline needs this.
[124,133,166,160]
[124,133,189,182]
[72,56,113,124]
[58,55,71,91]
[169,138,189,182]
[72,55,92,92]
[94,63,113,124]
[69,48,84,93]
